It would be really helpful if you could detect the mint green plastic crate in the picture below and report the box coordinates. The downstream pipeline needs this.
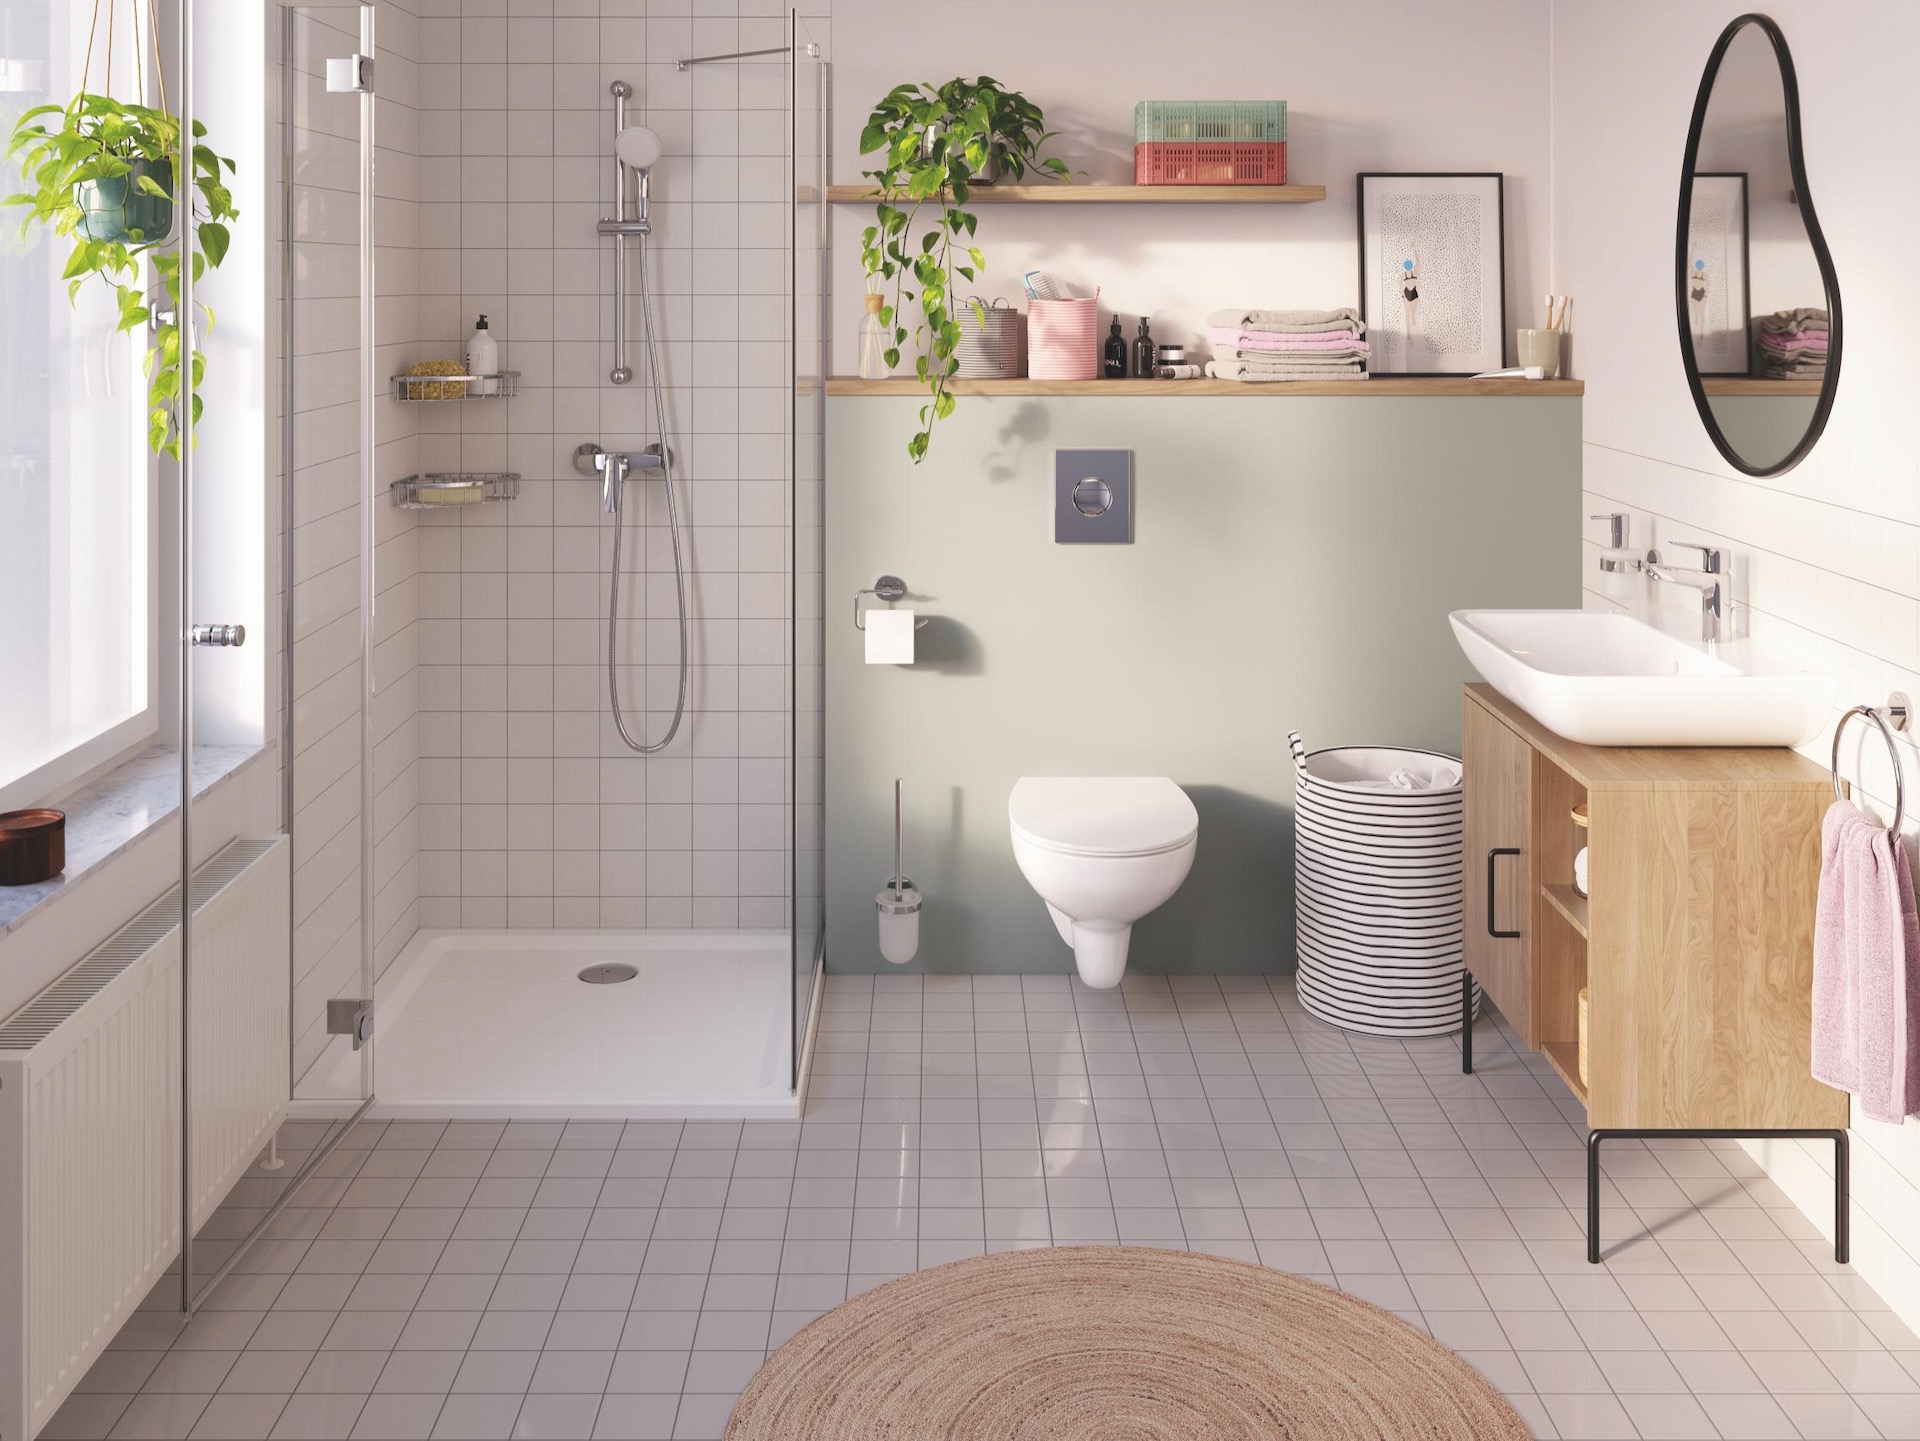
[1134,101,1287,144]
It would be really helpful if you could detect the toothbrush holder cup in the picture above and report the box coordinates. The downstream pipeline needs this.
[1027,298,1102,381]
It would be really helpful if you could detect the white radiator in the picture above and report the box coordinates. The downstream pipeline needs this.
[0,837,289,1441]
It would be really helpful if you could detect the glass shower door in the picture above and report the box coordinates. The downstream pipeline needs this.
[282,1,378,1112]
[790,17,827,1087]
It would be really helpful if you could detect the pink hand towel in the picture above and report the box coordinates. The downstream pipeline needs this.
[1811,800,1920,1123]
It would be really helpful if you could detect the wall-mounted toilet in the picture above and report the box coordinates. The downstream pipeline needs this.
[1008,777,1199,988]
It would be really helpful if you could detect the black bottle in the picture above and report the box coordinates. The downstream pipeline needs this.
[1133,317,1155,378]
[1103,318,1128,379]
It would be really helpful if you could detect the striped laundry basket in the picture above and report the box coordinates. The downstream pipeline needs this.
[1289,731,1477,1037]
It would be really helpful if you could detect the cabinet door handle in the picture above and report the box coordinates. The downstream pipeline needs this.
[1486,847,1521,940]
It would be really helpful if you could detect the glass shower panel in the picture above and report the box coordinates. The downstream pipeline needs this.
[283,3,377,1108]
[790,17,827,1084]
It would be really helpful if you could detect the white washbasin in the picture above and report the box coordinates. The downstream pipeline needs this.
[1450,609,1835,747]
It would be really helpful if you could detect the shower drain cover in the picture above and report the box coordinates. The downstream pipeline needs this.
[578,963,639,985]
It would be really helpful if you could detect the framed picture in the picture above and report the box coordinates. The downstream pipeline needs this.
[1682,172,1750,375]
[1357,172,1506,376]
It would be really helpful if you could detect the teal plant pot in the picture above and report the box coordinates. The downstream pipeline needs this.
[77,159,173,243]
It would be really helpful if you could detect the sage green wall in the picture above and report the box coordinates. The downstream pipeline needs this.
[825,395,1581,975]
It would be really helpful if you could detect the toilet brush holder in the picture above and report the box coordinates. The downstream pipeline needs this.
[876,779,922,964]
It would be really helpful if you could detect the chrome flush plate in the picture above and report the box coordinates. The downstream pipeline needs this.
[1055,449,1132,544]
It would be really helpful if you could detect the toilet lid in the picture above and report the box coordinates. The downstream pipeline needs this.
[1009,777,1198,858]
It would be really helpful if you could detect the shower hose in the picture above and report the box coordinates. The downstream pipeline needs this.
[606,230,690,754]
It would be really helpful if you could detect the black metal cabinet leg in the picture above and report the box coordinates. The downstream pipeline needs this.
[1832,1130,1850,1264]
[1461,969,1474,1074]
[1587,1130,1604,1264]
[1587,1127,1850,1265]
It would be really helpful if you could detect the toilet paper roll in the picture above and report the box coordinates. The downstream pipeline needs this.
[864,609,916,664]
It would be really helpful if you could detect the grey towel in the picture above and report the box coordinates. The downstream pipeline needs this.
[1756,307,1830,335]
[1208,307,1366,335]
[1206,360,1370,382]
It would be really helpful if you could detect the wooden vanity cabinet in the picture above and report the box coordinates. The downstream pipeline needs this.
[1460,684,1844,1133]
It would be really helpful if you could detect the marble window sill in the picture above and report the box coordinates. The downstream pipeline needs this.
[0,744,271,936]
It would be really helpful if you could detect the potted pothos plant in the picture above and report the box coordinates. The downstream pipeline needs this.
[859,77,1068,462]
[7,92,239,459]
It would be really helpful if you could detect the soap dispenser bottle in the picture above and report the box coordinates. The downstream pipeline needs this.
[1103,318,1128,379]
[1133,317,1155,378]
[466,314,498,395]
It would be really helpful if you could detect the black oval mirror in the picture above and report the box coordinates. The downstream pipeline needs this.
[1677,13,1840,476]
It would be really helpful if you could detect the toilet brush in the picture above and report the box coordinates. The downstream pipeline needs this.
[876,779,922,964]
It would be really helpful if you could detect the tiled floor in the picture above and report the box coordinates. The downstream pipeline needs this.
[49,973,1920,1441]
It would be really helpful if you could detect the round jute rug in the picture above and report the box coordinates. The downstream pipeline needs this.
[725,1246,1531,1440]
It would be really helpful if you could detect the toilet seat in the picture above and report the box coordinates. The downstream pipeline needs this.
[1008,777,1198,859]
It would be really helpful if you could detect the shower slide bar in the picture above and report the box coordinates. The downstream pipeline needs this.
[600,80,641,385]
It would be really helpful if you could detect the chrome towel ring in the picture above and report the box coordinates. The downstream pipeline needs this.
[1832,693,1912,831]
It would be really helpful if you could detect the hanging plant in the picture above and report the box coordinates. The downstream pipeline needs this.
[4,0,238,459]
[859,77,1068,463]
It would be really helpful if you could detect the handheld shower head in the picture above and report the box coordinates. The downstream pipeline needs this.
[615,125,663,174]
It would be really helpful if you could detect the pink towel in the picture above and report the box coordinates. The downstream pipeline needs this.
[1757,332,1829,353]
[1811,800,1920,1123]
[1206,326,1370,353]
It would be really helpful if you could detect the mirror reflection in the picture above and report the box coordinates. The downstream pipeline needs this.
[1680,17,1838,475]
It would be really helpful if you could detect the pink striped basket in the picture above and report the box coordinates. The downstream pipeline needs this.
[1026,297,1101,380]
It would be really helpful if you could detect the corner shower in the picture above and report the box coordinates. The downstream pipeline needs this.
[285,9,830,1119]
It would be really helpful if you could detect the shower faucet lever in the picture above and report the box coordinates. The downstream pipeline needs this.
[597,450,631,514]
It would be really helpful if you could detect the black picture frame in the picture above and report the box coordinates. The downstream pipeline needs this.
[1676,12,1842,477]
[1356,172,1507,377]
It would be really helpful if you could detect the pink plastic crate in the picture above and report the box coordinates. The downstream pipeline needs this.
[1133,141,1288,186]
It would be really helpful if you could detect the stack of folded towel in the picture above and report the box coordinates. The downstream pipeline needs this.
[1754,307,1829,380]
[1202,307,1369,382]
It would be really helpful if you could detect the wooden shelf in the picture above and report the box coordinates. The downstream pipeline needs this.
[1542,883,1590,939]
[824,183,1325,205]
[1542,1040,1589,1105]
[1702,377,1823,395]
[827,377,1584,398]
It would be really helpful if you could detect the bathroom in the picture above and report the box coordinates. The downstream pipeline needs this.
[0,0,1916,1436]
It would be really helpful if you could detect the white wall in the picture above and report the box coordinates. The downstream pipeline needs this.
[1553,0,1920,1338]
[827,0,1554,376]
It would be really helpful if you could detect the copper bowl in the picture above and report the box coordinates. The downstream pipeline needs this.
[0,809,65,886]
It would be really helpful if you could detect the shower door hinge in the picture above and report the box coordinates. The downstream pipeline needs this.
[328,998,373,1050]
[326,54,375,94]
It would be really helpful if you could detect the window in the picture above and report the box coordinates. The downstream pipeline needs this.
[0,7,158,811]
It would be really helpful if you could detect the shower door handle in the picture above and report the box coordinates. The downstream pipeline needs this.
[191,623,247,648]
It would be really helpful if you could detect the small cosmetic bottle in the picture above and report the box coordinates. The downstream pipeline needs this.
[1103,319,1128,379]
[1133,317,1155,378]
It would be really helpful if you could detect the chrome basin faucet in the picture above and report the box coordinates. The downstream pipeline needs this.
[1645,541,1725,646]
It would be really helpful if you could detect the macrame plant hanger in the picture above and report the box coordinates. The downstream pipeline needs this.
[78,0,170,114]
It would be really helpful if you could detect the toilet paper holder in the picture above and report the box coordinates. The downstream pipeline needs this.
[853,575,930,632]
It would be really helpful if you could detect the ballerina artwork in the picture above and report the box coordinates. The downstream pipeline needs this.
[1688,257,1710,345]
[1400,252,1421,349]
